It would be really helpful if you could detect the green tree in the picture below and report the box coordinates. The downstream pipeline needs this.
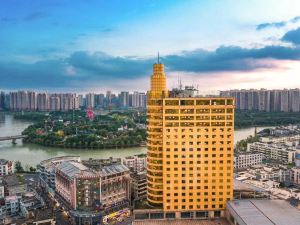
[15,161,24,173]
[29,166,36,172]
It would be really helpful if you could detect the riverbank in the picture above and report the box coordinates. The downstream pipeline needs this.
[235,110,300,129]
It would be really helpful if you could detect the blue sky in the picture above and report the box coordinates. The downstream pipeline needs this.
[1,0,300,93]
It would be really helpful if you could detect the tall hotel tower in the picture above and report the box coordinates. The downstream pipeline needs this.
[147,60,234,218]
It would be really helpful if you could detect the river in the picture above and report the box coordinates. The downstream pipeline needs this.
[0,114,271,166]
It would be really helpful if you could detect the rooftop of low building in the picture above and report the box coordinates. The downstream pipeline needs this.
[133,219,229,225]
[124,154,146,159]
[56,161,98,179]
[101,164,129,177]
[39,156,81,174]
[0,158,9,165]
[13,208,55,224]
[227,199,300,225]
[3,174,26,186]
[82,157,122,170]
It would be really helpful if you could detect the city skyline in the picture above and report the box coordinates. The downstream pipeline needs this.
[1,0,300,92]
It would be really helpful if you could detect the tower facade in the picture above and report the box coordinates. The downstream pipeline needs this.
[147,62,168,206]
[147,62,234,217]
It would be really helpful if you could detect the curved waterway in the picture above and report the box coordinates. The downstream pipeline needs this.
[0,114,272,166]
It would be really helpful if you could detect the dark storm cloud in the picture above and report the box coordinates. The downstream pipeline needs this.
[281,27,300,45]
[2,45,300,89]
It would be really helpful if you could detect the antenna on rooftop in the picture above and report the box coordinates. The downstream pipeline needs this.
[179,77,182,90]
[157,52,160,64]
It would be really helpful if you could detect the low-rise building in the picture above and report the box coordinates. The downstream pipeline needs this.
[100,164,131,211]
[234,153,263,170]
[81,157,131,211]
[131,172,147,201]
[122,155,146,173]
[0,198,5,220]
[55,160,102,224]
[235,165,291,190]
[290,167,300,185]
[247,142,296,163]
[5,195,19,216]
[13,208,56,225]
[261,135,300,144]
[0,178,4,198]
[82,157,121,170]
[226,199,300,225]
[0,159,13,176]
[0,189,47,223]
[3,174,27,197]
[55,159,131,225]
[19,192,44,218]
[37,156,80,194]
[55,161,101,211]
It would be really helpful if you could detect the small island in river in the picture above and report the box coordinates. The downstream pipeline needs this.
[19,110,147,149]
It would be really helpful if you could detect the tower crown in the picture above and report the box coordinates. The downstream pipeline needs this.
[149,54,168,98]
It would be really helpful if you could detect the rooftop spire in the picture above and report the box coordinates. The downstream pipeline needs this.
[158,52,160,64]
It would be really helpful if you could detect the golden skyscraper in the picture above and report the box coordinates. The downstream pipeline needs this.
[147,60,234,218]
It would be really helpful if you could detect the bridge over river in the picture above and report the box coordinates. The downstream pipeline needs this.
[0,135,27,144]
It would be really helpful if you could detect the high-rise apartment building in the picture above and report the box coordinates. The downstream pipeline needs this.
[49,95,61,111]
[120,91,130,108]
[131,92,146,108]
[0,91,5,110]
[147,62,234,216]
[78,94,84,107]
[280,89,289,112]
[85,93,95,108]
[289,88,300,112]
[8,91,79,112]
[94,94,105,108]
[220,89,300,112]
[28,91,37,111]
[60,93,79,111]
[106,91,112,105]
[37,93,50,111]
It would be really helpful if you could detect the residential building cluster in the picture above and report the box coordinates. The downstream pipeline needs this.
[231,124,300,220]
[0,90,147,111]
[242,125,300,164]
[80,91,146,109]
[36,155,147,224]
[235,164,290,189]
[8,91,80,111]
[0,154,148,224]
[0,171,55,225]
[234,153,263,170]
[220,88,300,112]
[247,142,297,163]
